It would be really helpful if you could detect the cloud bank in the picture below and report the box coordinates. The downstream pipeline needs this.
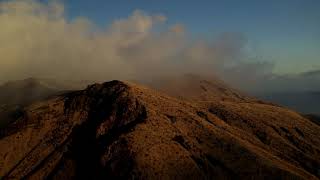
[0,0,318,93]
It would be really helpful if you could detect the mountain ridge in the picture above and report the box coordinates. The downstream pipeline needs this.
[0,80,319,179]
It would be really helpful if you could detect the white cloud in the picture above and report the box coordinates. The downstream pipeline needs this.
[1,0,318,93]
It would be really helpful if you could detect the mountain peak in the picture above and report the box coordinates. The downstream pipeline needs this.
[1,80,320,179]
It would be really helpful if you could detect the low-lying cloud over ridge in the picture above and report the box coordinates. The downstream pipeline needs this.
[0,0,319,93]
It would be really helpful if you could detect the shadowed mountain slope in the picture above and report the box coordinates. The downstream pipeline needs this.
[0,77,91,106]
[0,80,319,179]
[0,78,60,106]
[0,78,61,128]
[0,78,89,128]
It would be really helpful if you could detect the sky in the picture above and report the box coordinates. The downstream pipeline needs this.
[0,0,319,92]
[60,0,320,74]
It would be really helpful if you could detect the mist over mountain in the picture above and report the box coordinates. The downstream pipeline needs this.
[0,77,90,128]
[0,0,319,94]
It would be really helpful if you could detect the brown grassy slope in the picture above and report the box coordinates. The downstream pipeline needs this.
[0,80,319,179]
[304,114,320,126]
[0,78,61,106]
[137,74,252,102]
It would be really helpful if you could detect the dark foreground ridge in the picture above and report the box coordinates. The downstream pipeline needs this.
[1,81,147,179]
[0,80,320,179]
